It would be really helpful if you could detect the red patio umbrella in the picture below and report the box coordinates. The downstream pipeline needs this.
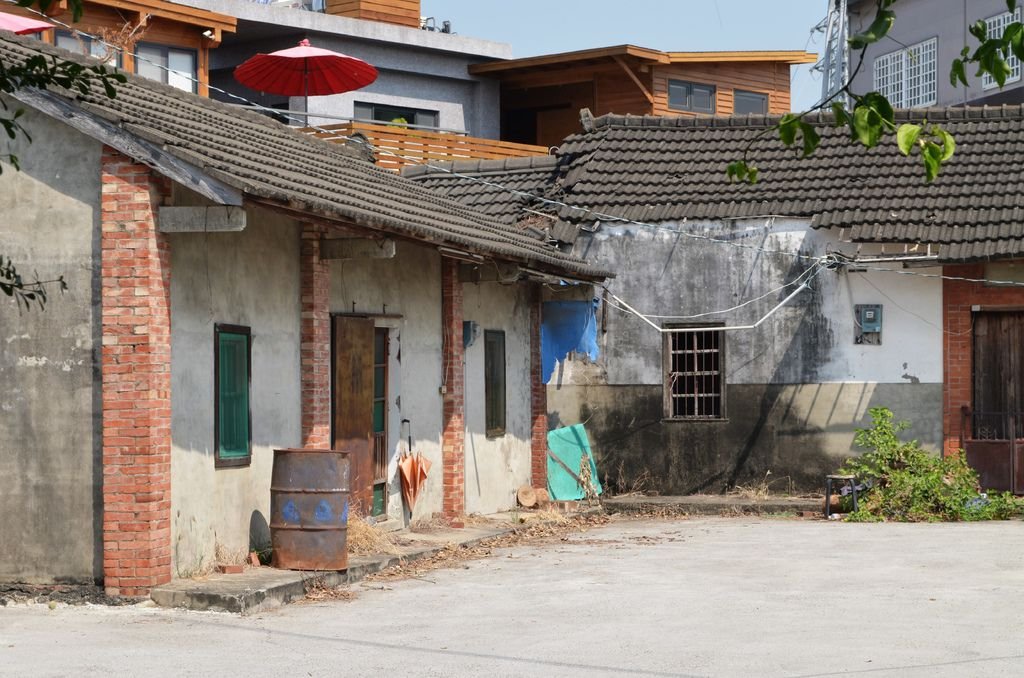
[0,12,54,35]
[233,38,377,98]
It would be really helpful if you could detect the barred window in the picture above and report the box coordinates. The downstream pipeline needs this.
[664,327,725,420]
[982,9,1022,89]
[873,37,937,108]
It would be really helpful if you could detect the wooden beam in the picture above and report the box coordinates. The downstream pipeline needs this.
[158,206,246,233]
[320,237,396,260]
[612,55,654,104]
[13,88,244,207]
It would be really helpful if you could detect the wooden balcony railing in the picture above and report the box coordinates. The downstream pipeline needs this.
[303,121,549,172]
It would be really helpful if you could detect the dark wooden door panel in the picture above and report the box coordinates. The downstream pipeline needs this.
[333,315,374,513]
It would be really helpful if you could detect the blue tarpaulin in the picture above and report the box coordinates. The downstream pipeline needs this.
[541,300,599,383]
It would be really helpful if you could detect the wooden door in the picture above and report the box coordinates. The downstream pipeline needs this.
[333,316,375,513]
[970,312,1024,493]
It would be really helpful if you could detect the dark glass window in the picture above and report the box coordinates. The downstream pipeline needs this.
[668,79,716,113]
[216,324,251,467]
[734,90,768,115]
[353,101,440,129]
[484,330,506,437]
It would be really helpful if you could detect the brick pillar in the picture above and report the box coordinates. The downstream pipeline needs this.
[440,258,465,526]
[530,285,548,489]
[942,271,973,457]
[100,148,172,597]
[300,223,331,449]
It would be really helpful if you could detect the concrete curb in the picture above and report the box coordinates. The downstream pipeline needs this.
[602,495,823,517]
[151,525,521,615]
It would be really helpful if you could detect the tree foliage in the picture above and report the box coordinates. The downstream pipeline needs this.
[838,407,1022,522]
[731,0,1024,183]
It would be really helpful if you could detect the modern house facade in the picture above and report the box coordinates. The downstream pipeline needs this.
[848,0,1024,107]
[468,46,817,147]
[3,0,236,96]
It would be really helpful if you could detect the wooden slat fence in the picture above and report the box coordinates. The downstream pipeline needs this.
[303,121,549,172]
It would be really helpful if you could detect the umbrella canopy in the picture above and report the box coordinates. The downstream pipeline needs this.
[0,12,54,35]
[399,451,431,512]
[233,38,377,97]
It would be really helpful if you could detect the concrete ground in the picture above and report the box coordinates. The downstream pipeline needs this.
[3,516,1024,677]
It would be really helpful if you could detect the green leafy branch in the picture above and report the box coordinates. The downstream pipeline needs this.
[1,254,67,311]
[1,0,124,173]
[730,0,1021,184]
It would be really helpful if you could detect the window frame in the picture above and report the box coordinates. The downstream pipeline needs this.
[353,101,441,129]
[134,41,198,94]
[214,323,252,468]
[982,8,1022,90]
[872,37,938,108]
[667,79,717,114]
[734,89,768,115]
[663,325,727,422]
[54,30,121,67]
[484,329,506,438]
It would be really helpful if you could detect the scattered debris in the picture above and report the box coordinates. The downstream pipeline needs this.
[0,583,132,607]
[366,513,609,583]
[347,510,405,556]
[301,572,357,603]
[248,552,261,568]
[216,564,244,575]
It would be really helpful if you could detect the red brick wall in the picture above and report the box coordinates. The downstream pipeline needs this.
[943,263,1024,455]
[530,284,548,489]
[300,223,331,449]
[100,148,172,597]
[440,258,465,526]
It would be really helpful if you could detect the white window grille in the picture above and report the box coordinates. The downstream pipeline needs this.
[872,37,937,108]
[982,8,1022,89]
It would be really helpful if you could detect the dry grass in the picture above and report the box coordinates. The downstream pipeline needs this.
[531,508,569,524]
[347,511,403,556]
[729,470,795,500]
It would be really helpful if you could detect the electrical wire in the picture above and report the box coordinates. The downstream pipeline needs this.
[601,262,824,321]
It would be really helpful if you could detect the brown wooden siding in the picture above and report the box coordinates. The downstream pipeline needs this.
[8,2,219,96]
[652,62,792,117]
[326,0,421,28]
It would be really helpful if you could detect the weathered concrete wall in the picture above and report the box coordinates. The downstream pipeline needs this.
[462,281,533,515]
[169,200,302,576]
[553,219,944,494]
[329,241,444,523]
[0,106,102,583]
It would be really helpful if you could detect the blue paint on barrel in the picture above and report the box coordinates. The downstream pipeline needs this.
[282,499,300,523]
[341,498,349,525]
[314,499,333,523]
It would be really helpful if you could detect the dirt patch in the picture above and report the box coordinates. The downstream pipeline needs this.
[366,513,610,583]
[0,583,133,607]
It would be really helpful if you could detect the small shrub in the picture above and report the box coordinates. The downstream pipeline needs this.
[838,407,1023,522]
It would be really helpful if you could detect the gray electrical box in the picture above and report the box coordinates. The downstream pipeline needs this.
[855,304,883,344]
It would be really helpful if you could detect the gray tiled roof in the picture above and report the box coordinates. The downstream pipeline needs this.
[406,107,1024,263]
[0,33,608,280]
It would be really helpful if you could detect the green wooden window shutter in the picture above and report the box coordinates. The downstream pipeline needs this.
[484,330,506,437]
[216,326,251,465]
